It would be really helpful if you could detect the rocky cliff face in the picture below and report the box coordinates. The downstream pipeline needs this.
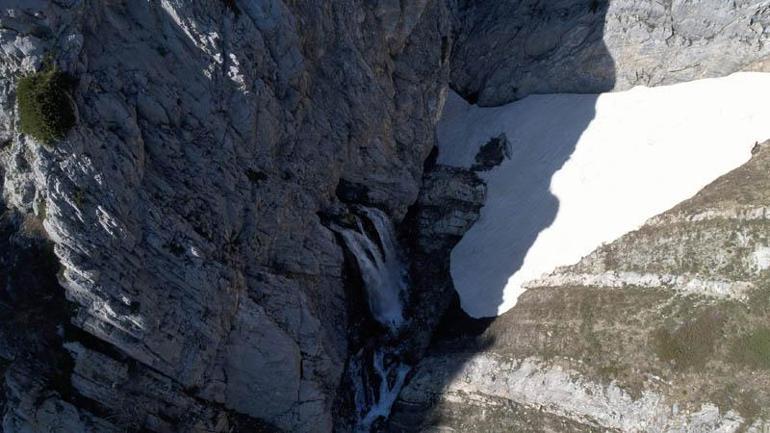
[452,0,770,105]
[1,1,451,431]
[1,1,770,432]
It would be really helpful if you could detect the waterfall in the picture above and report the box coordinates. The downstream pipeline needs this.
[350,349,410,432]
[332,206,412,431]
[336,207,409,333]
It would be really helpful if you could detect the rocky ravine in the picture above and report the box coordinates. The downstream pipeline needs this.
[1,1,770,432]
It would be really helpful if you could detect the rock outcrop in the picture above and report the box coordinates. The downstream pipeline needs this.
[402,163,486,356]
[1,0,770,432]
[452,0,770,105]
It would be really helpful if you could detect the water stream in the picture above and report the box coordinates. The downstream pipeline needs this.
[349,349,410,432]
[337,207,409,333]
[333,207,411,431]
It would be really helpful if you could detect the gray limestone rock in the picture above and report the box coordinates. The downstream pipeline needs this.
[0,1,450,431]
[1,0,770,432]
[452,0,770,105]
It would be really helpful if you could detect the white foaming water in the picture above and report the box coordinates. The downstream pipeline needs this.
[337,207,409,332]
[351,350,410,432]
[334,207,411,431]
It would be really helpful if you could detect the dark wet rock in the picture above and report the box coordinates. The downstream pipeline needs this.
[401,165,485,357]
[471,133,511,172]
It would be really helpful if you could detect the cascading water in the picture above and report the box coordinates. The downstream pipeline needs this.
[349,349,410,432]
[333,207,411,431]
[337,207,409,333]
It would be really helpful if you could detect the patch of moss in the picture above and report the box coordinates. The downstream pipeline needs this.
[578,297,602,359]
[731,327,770,370]
[17,65,75,144]
[165,241,185,256]
[652,309,724,369]
[747,279,770,313]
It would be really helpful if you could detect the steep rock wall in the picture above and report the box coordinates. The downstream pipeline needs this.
[452,0,770,105]
[0,1,450,431]
[1,0,770,432]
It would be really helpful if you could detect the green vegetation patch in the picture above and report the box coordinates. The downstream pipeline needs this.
[731,327,770,371]
[17,66,75,144]
[652,309,725,369]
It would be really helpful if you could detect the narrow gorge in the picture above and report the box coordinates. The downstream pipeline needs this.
[1,1,770,432]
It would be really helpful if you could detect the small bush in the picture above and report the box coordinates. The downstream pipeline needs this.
[732,327,770,370]
[17,66,75,144]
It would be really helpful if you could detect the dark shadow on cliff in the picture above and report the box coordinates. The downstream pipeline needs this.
[450,0,616,106]
[0,203,91,425]
[388,0,615,430]
[441,92,601,317]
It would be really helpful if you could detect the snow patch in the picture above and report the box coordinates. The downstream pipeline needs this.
[439,73,770,317]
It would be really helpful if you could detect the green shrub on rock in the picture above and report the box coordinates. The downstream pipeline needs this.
[17,66,75,144]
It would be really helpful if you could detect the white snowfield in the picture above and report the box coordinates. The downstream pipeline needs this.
[438,72,770,318]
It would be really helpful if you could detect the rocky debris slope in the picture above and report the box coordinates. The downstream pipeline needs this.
[1,0,770,432]
[389,141,770,432]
